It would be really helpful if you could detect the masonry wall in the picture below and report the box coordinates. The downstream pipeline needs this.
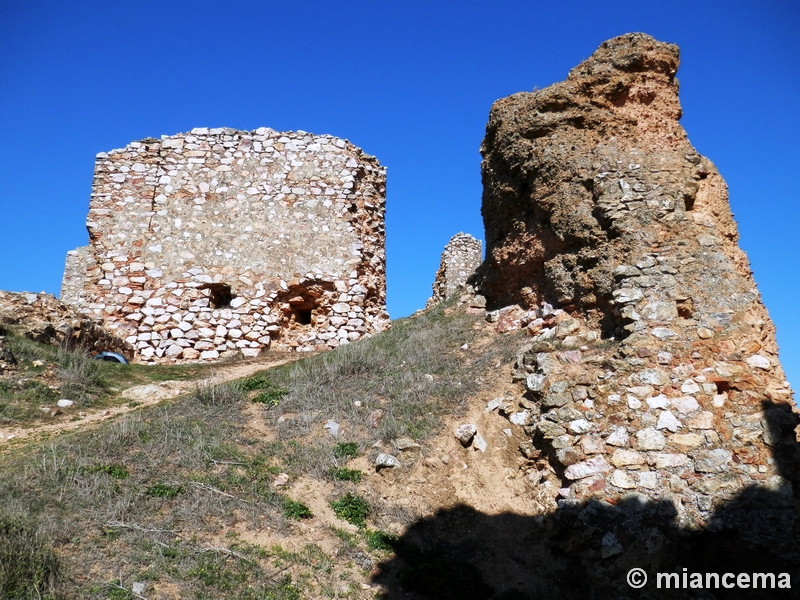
[61,127,389,362]
[426,233,483,308]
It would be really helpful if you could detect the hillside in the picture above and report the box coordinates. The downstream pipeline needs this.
[1,299,532,599]
[3,32,799,600]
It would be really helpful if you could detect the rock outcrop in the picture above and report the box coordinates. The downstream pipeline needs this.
[470,33,798,593]
[0,291,126,356]
[426,233,483,308]
[61,128,389,362]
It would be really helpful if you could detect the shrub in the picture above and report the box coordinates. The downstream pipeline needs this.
[332,442,359,459]
[0,515,61,599]
[253,389,288,406]
[241,375,271,391]
[282,499,313,520]
[330,468,363,483]
[364,529,399,552]
[330,493,370,528]
[54,344,106,402]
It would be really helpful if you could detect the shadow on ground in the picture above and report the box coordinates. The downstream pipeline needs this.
[372,401,800,599]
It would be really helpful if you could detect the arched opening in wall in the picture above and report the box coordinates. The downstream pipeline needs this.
[201,283,233,308]
[273,281,335,346]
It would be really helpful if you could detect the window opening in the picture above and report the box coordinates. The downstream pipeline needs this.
[294,309,313,325]
[286,295,315,326]
[201,283,233,308]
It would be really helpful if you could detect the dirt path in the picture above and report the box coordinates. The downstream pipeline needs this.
[0,352,309,451]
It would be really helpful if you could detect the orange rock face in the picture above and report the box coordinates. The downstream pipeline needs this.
[469,32,799,591]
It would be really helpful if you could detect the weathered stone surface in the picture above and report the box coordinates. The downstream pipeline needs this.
[0,291,126,357]
[610,469,636,489]
[609,449,645,467]
[375,33,800,600]
[474,32,795,527]
[472,432,488,453]
[635,427,666,451]
[692,448,732,473]
[564,456,611,480]
[656,409,681,432]
[375,453,401,469]
[653,453,690,468]
[426,233,483,307]
[525,373,546,393]
[670,433,704,449]
[454,423,477,446]
[61,128,389,362]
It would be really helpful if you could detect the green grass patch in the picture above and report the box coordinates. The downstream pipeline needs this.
[364,529,399,552]
[253,389,288,406]
[330,467,363,483]
[105,582,135,600]
[242,375,289,407]
[282,498,313,520]
[86,464,129,479]
[333,442,359,459]
[145,482,184,498]
[241,375,271,391]
[330,493,370,529]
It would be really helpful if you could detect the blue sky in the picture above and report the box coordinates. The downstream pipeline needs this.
[1,1,798,387]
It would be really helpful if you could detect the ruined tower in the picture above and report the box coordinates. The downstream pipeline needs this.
[426,232,483,308]
[61,127,389,362]
[472,33,798,591]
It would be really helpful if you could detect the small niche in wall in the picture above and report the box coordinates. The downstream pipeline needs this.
[201,283,233,308]
[294,308,313,325]
[286,295,315,326]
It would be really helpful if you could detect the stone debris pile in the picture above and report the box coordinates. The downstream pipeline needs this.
[61,127,389,362]
[426,233,482,308]
[0,290,125,357]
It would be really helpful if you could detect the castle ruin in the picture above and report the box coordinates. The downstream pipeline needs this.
[426,233,482,308]
[61,127,389,362]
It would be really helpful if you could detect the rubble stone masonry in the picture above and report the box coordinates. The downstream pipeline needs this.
[62,127,389,362]
[426,233,483,308]
[474,33,797,583]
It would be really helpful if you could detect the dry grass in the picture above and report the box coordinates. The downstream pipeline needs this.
[0,303,527,598]
[0,515,62,599]
[266,301,493,444]
[0,331,209,427]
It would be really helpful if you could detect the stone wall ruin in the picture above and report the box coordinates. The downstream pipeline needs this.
[426,233,483,308]
[61,127,389,362]
[471,33,798,589]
